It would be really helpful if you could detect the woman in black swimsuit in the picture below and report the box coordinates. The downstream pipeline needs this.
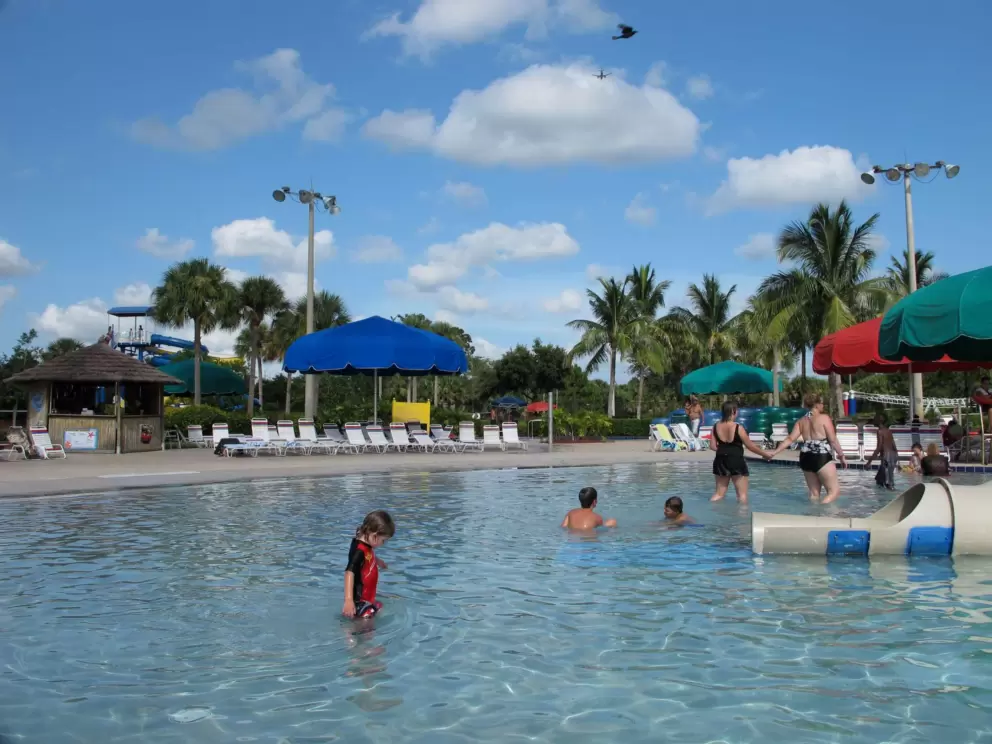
[711,402,771,503]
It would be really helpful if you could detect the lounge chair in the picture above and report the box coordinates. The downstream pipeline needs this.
[430,425,451,441]
[277,420,312,455]
[771,423,790,448]
[28,426,67,459]
[672,422,706,451]
[410,430,438,452]
[483,425,504,451]
[249,418,286,456]
[862,425,878,461]
[387,424,411,452]
[458,421,484,451]
[651,423,685,452]
[1,430,26,461]
[297,419,337,454]
[835,423,862,461]
[891,426,943,460]
[344,423,370,453]
[501,422,528,450]
[187,425,212,448]
[367,425,401,453]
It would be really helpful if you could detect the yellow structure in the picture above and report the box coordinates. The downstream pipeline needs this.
[392,401,430,428]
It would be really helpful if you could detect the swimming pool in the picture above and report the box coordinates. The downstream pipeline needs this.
[1,463,991,742]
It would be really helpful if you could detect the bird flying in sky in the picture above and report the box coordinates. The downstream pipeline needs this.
[612,24,637,40]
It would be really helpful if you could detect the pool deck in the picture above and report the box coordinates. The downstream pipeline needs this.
[2,443,987,498]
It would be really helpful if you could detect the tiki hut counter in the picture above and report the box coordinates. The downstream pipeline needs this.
[4,343,181,454]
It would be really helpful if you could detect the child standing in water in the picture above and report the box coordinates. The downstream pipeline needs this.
[865,413,898,490]
[343,510,395,619]
[561,487,617,529]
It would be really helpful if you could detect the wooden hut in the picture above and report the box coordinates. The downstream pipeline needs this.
[4,343,181,454]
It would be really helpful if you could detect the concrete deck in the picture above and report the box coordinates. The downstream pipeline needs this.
[0,441,726,498]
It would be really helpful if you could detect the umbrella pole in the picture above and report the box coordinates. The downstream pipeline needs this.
[373,370,378,425]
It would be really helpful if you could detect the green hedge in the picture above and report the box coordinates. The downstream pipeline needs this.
[164,406,331,436]
[609,418,652,437]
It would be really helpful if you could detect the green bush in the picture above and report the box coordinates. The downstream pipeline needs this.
[609,419,652,437]
[554,410,613,439]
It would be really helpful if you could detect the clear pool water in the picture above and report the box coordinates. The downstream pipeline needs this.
[1,463,991,743]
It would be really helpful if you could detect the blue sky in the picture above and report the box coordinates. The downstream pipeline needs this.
[1,0,990,376]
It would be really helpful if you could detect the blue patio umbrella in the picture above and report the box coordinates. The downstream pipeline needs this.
[492,395,526,409]
[283,316,469,421]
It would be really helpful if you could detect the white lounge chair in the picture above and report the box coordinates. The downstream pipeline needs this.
[458,421,484,451]
[672,422,706,451]
[187,425,212,448]
[387,424,411,452]
[835,423,862,461]
[430,425,450,441]
[501,422,528,450]
[250,418,286,456]
[277,420,312,455]
[344,423,370,453]
[862,425,878,461]
[297,419,337,454]
[771,423,790,448]
[29,426,67,459]
[367,425,401,453]
[410,430,438,452]
[483,425,504,451]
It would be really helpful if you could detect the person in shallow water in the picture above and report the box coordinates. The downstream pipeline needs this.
[864,413,898,490]
[343,510,395,619]
[710,402,771,504]
[768,393,847,504]
[663,496,694,525]
[561,486,617,529]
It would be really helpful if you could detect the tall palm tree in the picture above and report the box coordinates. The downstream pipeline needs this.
[43,338,84,360]
[272,291,351,412]
[666,274,739,366]
[885,248,949,298]
[733,296,795,406]
[625,264,671,419]
[757,201,889,414]
[568,277,645,417]
[233,276,287,416]
[151,259,238,405]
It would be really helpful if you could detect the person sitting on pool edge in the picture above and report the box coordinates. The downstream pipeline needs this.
[663,496,693,525]
[903,442,924,473]
[561,486,617,530]
[343,510,395,619]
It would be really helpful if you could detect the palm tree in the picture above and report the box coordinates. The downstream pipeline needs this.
[885,248,949,298]
[272,291,351,412]
[666,274,739,366]
[757,201,889,414]
[395,313,433,402]
[151,259,238,405]
[233,276,287,416]
[428,320,474,406]
[733,296,795,406]
[43,338,84,360]
[625,264,671,419]
[568,277,645,417]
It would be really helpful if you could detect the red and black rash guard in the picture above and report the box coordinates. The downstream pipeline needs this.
[346,538,379,605]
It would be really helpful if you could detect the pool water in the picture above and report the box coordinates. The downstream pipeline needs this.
[2,464,992,743]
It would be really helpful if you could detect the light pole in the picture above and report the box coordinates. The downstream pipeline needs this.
[860,161,959,419]
[272,186,341,420]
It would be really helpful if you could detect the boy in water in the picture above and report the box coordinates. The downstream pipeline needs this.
[865,413,898,490]
[663,496,693,525]
[343,510,395,619]
[561,486,617,529]
[903,442,924,473]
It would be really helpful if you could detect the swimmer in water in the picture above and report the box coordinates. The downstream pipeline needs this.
[663,496,693,525]
[343,510,395,619]
[561,486,617,530]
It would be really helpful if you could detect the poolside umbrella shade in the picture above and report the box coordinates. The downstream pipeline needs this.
[283,316,469,422]
[680,360,780,396]
[879,265,992,362]
[492,396,526,409]
[814,317,981,375]
[158,360,246,396]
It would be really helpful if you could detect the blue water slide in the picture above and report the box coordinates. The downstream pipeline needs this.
[150,334,208,355]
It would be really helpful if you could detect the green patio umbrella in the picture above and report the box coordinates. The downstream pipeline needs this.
[879,265,992,362]
[680,360,780,395]
[159,359,246,396]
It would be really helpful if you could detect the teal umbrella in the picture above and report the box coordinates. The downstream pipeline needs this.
[879,265,992,362]
[159,359,246,396]
[680,360,780,395]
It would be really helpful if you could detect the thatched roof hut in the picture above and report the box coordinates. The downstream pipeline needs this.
[5,343,181,385]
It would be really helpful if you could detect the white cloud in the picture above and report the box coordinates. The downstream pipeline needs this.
[224,268,251,284]
[735,233,777,261]
[302,109,349,142]
[685,75,714,100]
[407,221,579,289]
[272,272,318,301]
[438,286,489,314]
[702,145,726,162]
[441,180,487,207]
[31,288,241,356]
[418,216,441,235]
[644,61,668,88]
[362,63,700,166]
[0,239,39,277]
[114,282,153,306]
[366,0,616,58]
[131,49,346,151]
[624,193,656,226]
[0,285,16,313]
[135,228,194,259]
[866,233,891,253]
[542,288,583,313]
[474,337,506,360]
[708,145,871,214]
[212,217,335,272]
[433,309,460,325]
[352,235,403,263]
[585,263,621,281]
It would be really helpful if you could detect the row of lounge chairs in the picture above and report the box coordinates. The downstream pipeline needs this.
[185,419,529,457]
